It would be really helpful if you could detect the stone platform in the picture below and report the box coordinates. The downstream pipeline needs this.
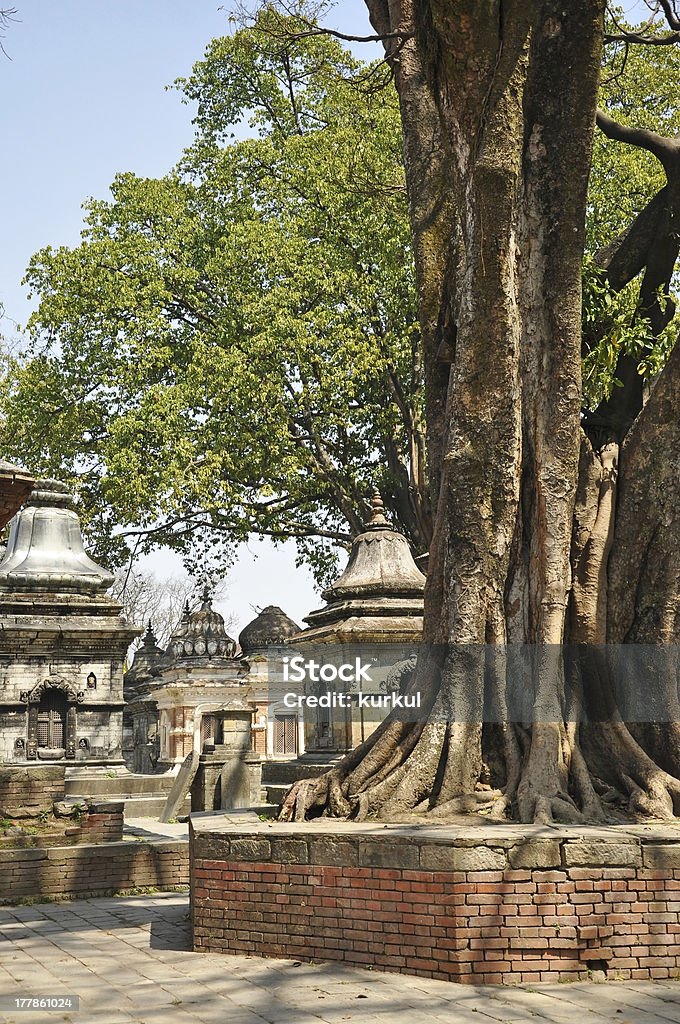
[190,815,680,985]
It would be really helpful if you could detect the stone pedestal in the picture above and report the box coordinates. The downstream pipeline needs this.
[191,751,262,812]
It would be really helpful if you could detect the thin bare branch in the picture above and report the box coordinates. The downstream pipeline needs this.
[0,6,18,59]
[659,0,680,29]
[604,0,680,44]
[604,28,680,44]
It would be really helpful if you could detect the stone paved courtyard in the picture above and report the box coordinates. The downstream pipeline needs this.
[2,893,680,1023]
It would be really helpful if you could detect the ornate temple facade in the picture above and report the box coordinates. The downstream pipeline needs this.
[123,494,425,773]
[123,602,305,777]
[0,480,138,763]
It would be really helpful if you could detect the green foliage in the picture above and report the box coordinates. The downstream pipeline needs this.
[588,9,680,252]
[2,8,679,578]
[0,10,419,583]
[582,13,680,405]
[581,256,677,408]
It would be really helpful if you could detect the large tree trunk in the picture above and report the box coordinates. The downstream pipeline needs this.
[280,0,680,825]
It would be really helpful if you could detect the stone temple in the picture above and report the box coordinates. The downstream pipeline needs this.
[290,491,425,755]
[124,589,246,773]
[238,605,303,759]
[0,480,138,763]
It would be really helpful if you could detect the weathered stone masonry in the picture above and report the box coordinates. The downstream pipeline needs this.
[190,819,680,984]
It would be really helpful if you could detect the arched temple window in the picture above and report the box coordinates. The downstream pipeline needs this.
[22,679,83,760]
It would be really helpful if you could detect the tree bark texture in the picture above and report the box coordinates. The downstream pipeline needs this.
[280,0,680,825]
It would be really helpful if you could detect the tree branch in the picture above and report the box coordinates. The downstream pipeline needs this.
[604,1,680,45]
[0,6,18,59]
[256,4,413,44]
[608,334,680,643]
[122,516,351,544]
[604,28,680,44]
[596,109,676,170]
[659,0,680,30]
[594,187,667,291]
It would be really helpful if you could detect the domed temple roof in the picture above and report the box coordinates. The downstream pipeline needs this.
[324,492,426,599]
[166,588,236,663]
[0,479,114,593]
[238,605,301,654]
[295,492,425,645]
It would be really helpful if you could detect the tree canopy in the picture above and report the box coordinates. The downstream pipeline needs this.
[1,4,678,599]
[0,11,423,583]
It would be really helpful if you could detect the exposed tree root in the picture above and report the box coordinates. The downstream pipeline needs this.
[278,685,680,825]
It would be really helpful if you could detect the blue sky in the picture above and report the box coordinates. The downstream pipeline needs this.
[1,1,379,629]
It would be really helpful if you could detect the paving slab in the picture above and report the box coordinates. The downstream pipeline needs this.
[1,893,680,1023]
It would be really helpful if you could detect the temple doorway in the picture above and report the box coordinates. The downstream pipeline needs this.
[273,714,298,756]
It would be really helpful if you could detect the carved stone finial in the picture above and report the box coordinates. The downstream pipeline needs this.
[367,489,388,528]
[143,621,157,646]
[200,585,212,611]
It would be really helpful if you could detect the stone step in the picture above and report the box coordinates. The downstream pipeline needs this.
[120,794,191,819]
[63,791,190,819]
[64,774,177,797]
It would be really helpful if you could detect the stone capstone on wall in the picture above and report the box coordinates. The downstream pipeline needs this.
[0,839,188,902]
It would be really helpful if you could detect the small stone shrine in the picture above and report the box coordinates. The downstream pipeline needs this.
[190,695,263,812]
[292,492,425,753]
[122,622,166,772]
[238,606,303,759]
[0,479,139,763]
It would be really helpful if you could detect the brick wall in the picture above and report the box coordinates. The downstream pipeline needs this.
[0,765,65,817]
[71,801,125,844]
[190,820,680,984]
[0,838,188,902]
